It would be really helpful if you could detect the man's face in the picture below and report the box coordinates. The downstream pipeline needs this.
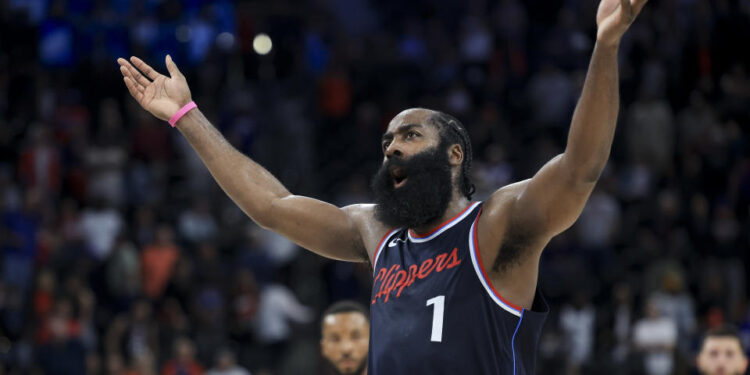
[321,312,370,375]
[697,337,749,375]
[371,108,460,229]
[380,109,442,166]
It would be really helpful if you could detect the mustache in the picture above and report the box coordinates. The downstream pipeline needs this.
[381,154,414,177]
[379,146,448,179]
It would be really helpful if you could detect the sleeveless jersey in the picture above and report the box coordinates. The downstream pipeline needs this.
[368,202,549,375]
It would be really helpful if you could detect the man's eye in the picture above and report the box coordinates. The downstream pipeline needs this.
[406,131,418,138]
[382,141,390,149]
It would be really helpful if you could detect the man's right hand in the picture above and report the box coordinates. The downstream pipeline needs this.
[117,55,192,122]
[116,55,385,264]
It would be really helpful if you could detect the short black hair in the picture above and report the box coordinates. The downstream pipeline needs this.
[321,300,369,329]
[428,111,475,200]
[701,325,745,351]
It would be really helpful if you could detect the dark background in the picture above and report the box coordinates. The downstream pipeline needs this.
[0,0,749,374]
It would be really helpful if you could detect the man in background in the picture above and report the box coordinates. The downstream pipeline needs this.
[320,301,369,375]
[697,326,748,375]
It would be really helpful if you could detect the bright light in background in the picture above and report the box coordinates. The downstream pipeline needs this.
[253,33,272,55]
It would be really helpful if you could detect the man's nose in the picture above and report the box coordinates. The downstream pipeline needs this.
[385,146,404,159]
[341,340,354,353]
[385,141,403,159]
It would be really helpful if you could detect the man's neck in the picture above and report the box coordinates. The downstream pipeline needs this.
[410,194,471,234]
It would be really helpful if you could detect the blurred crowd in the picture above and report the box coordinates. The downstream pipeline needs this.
[1,0,749,374]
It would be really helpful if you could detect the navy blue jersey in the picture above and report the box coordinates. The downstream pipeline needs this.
[368,202,548,375]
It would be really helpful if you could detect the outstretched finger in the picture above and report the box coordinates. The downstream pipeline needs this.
[123,76,144,102]
[165,55,183,78]
[130,56,161,80]
[118,58,151,87]
[119,65,146,91]
[124,62,151,88]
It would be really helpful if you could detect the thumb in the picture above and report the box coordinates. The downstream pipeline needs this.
[165,54,182,78]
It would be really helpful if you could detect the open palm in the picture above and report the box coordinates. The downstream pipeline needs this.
[596,0,648,46]
[117,55,192,122]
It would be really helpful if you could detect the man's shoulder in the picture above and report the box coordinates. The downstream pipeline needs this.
[342,203,376,216]
[341,203,392,260]
[482,179,530,221]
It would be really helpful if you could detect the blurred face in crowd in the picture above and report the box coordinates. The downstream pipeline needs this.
[372,108,460,229]
[321,312,370,375]
[174,337,196,363]
[215,349,237,370]
[697,336,748,375]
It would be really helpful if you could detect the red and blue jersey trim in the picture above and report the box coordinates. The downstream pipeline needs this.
[467,207,523,317]
[408,201,481,242]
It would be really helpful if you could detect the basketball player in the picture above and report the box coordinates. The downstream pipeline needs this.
[117,0,647,373]
[697,326,749,375]
[320,301,370,375]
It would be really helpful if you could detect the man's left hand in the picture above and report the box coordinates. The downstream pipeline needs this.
[596,0,648,47]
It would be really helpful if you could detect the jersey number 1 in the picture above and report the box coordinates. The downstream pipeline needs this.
[426,295,445,342]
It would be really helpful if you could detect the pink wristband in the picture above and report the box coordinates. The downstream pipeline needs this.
[169,101,197,127]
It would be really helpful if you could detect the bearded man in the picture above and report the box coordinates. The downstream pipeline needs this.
[117,0,648,372]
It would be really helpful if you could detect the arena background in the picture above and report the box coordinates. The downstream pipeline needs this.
[1,0,749,374]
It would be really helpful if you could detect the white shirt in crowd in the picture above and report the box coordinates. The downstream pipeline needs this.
[633,316,677,375]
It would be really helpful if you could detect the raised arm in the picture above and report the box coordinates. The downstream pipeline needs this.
[485,0,648,242]
[473,0,648,309]
[117,55,376,262]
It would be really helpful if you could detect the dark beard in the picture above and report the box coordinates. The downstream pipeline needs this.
[371,143,453,229]
[323,356,367,375]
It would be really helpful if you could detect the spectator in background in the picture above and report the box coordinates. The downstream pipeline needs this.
[104,299,158,365]
[559,292,595,375]
[206,348,251,375]
[576,183,620,251]
[1,188,41,293]
[625,85,675,176]
[178,199,217,244]
[34,309,87,375]
[253,282,314,372]
[633,298,678,375]
[320,301,369,375]
[17,125,61,195]
[161,336,204,375]
[58,198,83,248]
[125,349,158,375]
[32,268,56,320]
[80,197,123,261]
[696,326,748,375]
[610,283,634,367]
[106,233,142,311]
[84,99,128,207]
[141,224,179,300]
[105,352,128,375]
[192,282,227,366]
[133,206,158,248]
[526,62,574,128]
[649,268,696,356]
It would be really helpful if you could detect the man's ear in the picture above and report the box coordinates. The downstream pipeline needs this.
[449,144,463,166]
